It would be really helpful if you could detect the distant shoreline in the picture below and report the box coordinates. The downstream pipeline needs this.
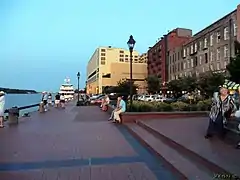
[0,87,37,94]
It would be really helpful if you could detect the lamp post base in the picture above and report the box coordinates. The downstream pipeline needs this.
[76,101,81,106]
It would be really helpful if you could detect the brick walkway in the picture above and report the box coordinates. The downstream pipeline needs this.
[0,103,178,180]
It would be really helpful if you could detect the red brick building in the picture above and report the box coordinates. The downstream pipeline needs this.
[147,28,192,86]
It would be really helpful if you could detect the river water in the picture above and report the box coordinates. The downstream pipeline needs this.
[4,93,43,116]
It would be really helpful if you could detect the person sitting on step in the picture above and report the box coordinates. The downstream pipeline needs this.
[113,96,126,123]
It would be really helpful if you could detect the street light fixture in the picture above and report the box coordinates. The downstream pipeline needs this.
[127,35,136,112]
[76,72,81,106]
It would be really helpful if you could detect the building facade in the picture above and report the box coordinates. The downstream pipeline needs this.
[86,46,147,94]
[147,28,192,86]
[168,5,240,81]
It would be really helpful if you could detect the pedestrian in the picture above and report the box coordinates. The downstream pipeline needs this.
[0,91,5,128]
[205,85,236,139]
[55,93,60,108]
[42,91,48,112]
[48,93,53,106]
[60,94,65,108]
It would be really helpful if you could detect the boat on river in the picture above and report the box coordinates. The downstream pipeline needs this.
[59,77,74,101]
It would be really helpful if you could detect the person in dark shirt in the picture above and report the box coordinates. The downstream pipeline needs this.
[55,93,60,107]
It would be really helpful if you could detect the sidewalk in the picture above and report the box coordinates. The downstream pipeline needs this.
[0,104,178,180]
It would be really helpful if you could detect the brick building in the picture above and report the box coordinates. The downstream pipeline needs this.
[168,4,240,81]
[147,28,192,86]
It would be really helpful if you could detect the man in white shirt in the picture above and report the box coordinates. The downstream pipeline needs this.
[0,91,5,128]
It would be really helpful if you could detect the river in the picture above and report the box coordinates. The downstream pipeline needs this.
[4,93,43,116]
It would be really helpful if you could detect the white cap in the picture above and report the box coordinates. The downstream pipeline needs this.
[0,91,5,95]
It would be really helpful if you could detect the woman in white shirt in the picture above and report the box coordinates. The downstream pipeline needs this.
[0,91,5,128]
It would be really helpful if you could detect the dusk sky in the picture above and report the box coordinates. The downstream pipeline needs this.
[0,0,239,92]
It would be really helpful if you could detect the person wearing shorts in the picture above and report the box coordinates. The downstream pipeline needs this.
[55,93,60,107]
[60,94,65,108]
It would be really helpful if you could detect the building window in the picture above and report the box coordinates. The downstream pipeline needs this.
[101,57,105,60]
[210,34,214,46]
[224,61,228,68]
[191,58,194,67]
[224,45,228,58]
[190,45,194,54]
[216,31,221,43]
[194,43,197,52]
[187,48,189,55]
[217,48,220,61]
[183,49,186,57]
[204,38,207,48]
[199,55,202,65]
[234,23,237,36]
[224,27,229,40]
[199,41,202,50]
[210,64,213,71]
[205,53,208,63]
[202,67,205,73]
[210,51,214,61]
[119,58,124,62]
[187,60,190,68]
[183,62,186,69]
[119,50,124,53]
[101,60,105,65]
[101,53,105,56]
[184,72,187,76]
[217,62,220,70]
[101,49,106,52]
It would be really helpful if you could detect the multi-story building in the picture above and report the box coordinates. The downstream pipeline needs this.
[168,4,240,81]
[86,46,147,94]
[147,28,192,86]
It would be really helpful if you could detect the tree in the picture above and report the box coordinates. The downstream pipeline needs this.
[226,53,240,84]
[102,86,116,94]
[167,79,183,97]
[145,75,161,94]
[114,79,138,95]
[197,71,225,98]
[181,76,198,92]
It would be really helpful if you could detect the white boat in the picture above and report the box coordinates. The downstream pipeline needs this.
[59,77,75,101]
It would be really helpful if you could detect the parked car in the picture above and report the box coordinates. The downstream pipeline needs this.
[143,95,155,102]
[90,96,105,105]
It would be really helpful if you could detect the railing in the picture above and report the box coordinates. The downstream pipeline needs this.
[4,103,39,114]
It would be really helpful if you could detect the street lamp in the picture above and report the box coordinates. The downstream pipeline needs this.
[76,72,80,106]
[127,35,136,112]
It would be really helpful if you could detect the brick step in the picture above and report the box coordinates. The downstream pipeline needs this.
[137,120,240,178]
[125,123,213,180]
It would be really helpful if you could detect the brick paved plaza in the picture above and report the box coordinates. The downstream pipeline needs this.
[0,104,179,180]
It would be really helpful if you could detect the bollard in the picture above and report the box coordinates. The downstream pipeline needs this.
[39,102,44,113]
[8,107,19,125]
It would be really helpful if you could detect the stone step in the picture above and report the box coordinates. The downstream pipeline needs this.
[126,123,213,180]
[138,120,240,178]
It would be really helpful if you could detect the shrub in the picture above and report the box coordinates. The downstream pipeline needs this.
[171,101,190,111]
[155,102,173,112]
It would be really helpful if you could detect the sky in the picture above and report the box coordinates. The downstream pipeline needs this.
[0,0,239,92]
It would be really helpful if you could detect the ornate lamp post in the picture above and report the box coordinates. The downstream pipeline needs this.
[127,35,136,112]
[76,72,80,106]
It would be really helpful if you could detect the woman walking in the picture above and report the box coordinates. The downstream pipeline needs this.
[205,86,236,139]
[0,91,6,128]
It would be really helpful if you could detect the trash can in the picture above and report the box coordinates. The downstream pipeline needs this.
[39,101,44,113]
[8,107,19,125]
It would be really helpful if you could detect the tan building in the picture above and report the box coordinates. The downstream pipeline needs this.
[168,5,240,81]
[86,46,147,94]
